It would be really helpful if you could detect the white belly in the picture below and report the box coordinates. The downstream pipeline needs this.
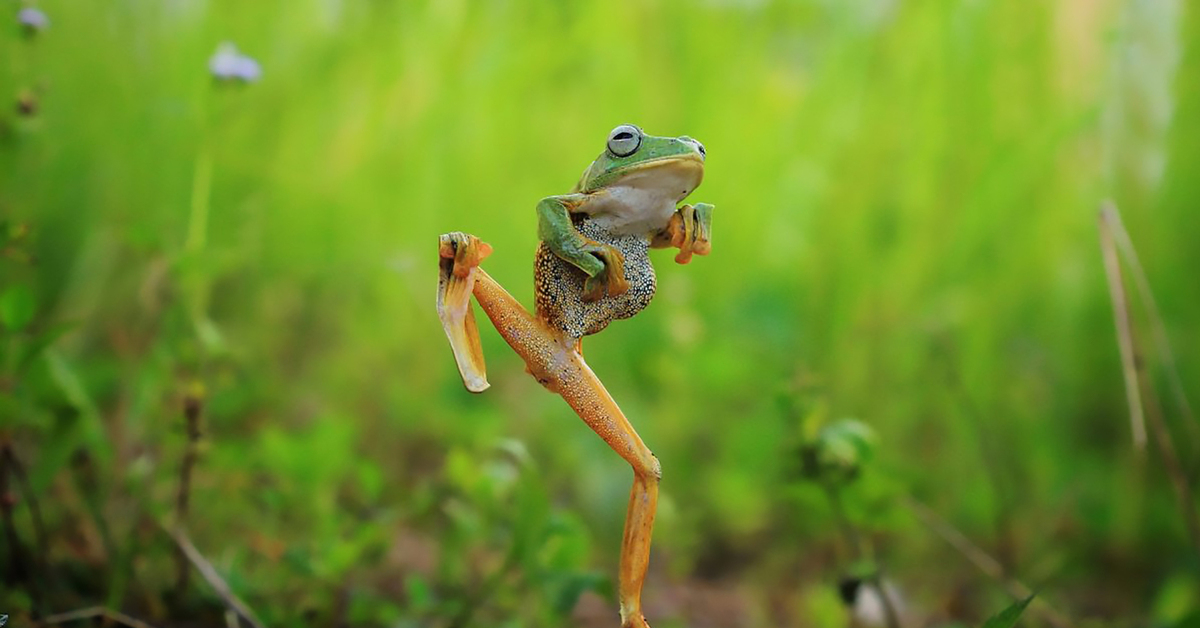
[585,184,679,235]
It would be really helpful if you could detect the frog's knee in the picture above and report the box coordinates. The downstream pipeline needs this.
[642,453,662,482]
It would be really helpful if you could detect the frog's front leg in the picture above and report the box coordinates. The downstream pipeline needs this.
[537,194,630,301]
[650,202,713,264]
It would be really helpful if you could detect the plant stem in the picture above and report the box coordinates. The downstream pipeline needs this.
[166,523,267,628]
[173,392,203,597]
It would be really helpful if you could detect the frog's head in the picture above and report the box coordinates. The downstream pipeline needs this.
[577,124,706,199]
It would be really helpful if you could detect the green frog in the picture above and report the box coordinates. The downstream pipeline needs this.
[436,124,715,628]
[534,123,713,339]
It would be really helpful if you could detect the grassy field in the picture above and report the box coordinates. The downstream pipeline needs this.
[2,1,1199,626]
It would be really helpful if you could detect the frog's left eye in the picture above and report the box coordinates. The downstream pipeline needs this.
[607,124,643,157]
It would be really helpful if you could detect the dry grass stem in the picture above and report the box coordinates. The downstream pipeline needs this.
[1098,201,1200,559]
[167,524,268,628]
[39,606,159,628]
[1099,201,1199,450]
[1098,206,1147,448]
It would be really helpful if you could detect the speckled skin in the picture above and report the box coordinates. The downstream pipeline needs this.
[535,217,656,339]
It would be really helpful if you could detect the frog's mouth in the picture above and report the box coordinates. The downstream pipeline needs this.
[616,154,705,201]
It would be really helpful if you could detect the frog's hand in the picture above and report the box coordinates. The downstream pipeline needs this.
[651,202,713,264]
[537,195,630,302]
[437,232,493,393]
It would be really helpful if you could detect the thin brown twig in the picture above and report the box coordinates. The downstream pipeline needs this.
[166,523,267,628]
[39,605,159,628]
[901,497,1075,628]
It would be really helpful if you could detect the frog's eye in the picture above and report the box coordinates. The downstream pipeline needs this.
[607,124,643,157]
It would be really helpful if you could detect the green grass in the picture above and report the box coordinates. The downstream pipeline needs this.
[2,1,1199,626]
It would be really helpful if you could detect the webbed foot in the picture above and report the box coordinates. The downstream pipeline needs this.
[439,231,493,277]
[437,232,494,392]
[671,202,713,264]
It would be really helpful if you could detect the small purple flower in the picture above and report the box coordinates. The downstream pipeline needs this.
[209,42,261,83]
[232,55,261,82]
[18,7,49,32]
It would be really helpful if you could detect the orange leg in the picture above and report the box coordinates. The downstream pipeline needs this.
[437,233,660,628]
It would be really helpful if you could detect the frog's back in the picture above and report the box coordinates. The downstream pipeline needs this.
[535,218,656,340]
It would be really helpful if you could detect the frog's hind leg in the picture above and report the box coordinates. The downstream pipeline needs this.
[474,274,660,628]
[438,233,659,628]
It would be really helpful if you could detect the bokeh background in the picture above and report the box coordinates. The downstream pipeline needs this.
[2,1,1199,626]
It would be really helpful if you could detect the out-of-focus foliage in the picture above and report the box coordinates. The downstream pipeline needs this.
[1,0,1198,626]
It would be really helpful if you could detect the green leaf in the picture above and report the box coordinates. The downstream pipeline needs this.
[820,418,877,464]
[981,594,1035,628]
[0,284,36,331]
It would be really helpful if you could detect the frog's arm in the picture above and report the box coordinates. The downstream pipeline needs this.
[537,194,629,301]
[651,202,713,264]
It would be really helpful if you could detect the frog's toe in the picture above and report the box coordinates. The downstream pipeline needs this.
[582,274,607,303]
[692,202,713,256]
[581,269,630,303]
[600,246,630,297]
[438,232,493,278]
[580,243,630,302]
[608,271,631,297]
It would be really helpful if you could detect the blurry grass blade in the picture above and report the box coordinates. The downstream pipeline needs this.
[1098,206,1147,448]
[981,594,1035,628]
[437,254,489,393]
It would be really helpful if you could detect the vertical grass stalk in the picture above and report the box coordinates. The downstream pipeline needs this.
[1098,201,1200,559]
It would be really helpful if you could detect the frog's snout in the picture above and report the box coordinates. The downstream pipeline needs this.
[679,136,706,161]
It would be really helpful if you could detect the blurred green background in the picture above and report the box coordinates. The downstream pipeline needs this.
[2,0,1199,626]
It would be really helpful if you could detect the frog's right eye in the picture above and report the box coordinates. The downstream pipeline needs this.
[607,124,643,157]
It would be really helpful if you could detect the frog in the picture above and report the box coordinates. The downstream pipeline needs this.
[436,124,714,628]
